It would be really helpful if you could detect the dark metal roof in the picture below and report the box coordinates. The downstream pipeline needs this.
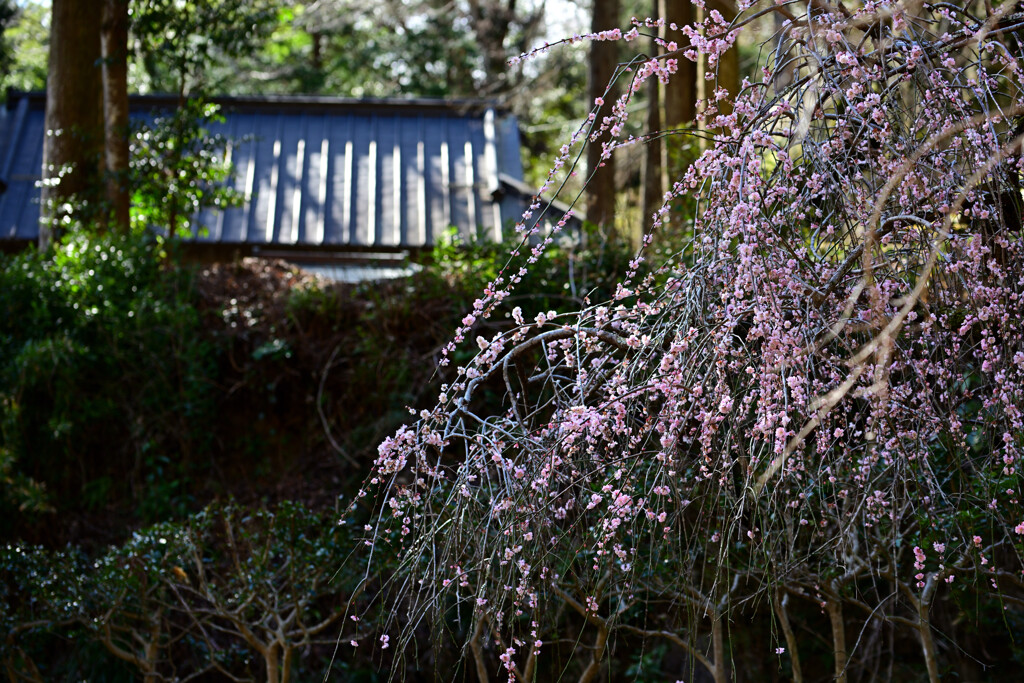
[0,91,530,248]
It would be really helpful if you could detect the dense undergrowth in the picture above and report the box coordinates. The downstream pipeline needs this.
[0,228,637,681]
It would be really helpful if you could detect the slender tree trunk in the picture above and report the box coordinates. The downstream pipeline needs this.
[470,616,491,683]
[586,0,620,233]
[469,0,512,94]
[773,589,803,683]
[918,603,941,683]
[711,611,728,683]
[576,622,608,683]
[918,577,942,683]
[281,644,294,683]
[642,0,663,236]
[708,0,739,116]
[311,32,323,72]
[142,609,162,683]
[102,0,130,234]
[696,0,739,151]
[265,644,280,683]
[40,0,104,249]
[826,598,848,683]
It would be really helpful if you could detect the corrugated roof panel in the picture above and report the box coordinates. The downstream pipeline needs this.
[447,117,472,239]
[481,110,503,240]
[10,111,45,239]
[12,113,43,178]
[249,113,281,244]
[325,114,352,245]
[399,115,426,247]
[0,185,22,238]
[0,92,530,249]
[351,116,375,247]
[299,115,325,245]
[424,116,450,244]
[377,116,400,248]
[9,180,36,239]
[275,114,304,245]
[191,114,227,241]
[220,116,253,242]
[16,131,44,239]
[467,116,495,238]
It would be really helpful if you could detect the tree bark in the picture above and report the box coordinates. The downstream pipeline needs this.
[826,598,848,683]
[918,576,942,683]
[659,0,696,231]
[585,0,620,233]
[102,0,130,234]
[664,0,696,127]
[642,0,663,235]
[773,589,803,683]
[711,610,728,683]
[706,0,739,120]
[265,644,280,683]
[40,0,104,249]
[696,0,739,152]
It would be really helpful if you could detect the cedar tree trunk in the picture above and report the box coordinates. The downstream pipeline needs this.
[664,0,696,127]
[40,0,103,249]
[586,0,620,232]
[102,0,131,234]
[642,0,663,234]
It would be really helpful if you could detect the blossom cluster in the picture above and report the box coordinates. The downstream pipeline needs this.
[358,2,1024,679]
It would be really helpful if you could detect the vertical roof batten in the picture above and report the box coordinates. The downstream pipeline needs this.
[416,135,426,247]
[343,137,354,243]
[440,139,451,232]
[213,120,233,241]
[483,109,503,240]
[240,140,257,242]
[265,138,282,243]
[316,135,329,244]
[366,138,377,247]
[464,138,477,239]
[291,137,305,245]
[393,136,402,247]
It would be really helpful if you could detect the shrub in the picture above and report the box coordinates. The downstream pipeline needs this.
[1,502,373,682]
[0,231,215,531]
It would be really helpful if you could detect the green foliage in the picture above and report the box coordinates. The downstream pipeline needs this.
[129,98,242,238]
[0,232,215,529]
[130,0,279,95]
[0,0,18,86]
[432,224,642,313]
[1,502,373,681]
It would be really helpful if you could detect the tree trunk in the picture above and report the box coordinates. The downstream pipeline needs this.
[281,644,294,683]
[40,0,104,249]
[826,598,848,683]
[706,0,739,120]
[469,0,512,94]
[102,0,130,234]
[576,621,608,683]
[696,0,739,152]
[918,576,942,683]
[664,0,696,128]
[773,589,803,683]
[585,0,620,233]
[265,644,280,683]
[642,0,663,236]
[711,611,728,683]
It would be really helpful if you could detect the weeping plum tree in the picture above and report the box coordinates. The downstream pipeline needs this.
[357,1,1024,680]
